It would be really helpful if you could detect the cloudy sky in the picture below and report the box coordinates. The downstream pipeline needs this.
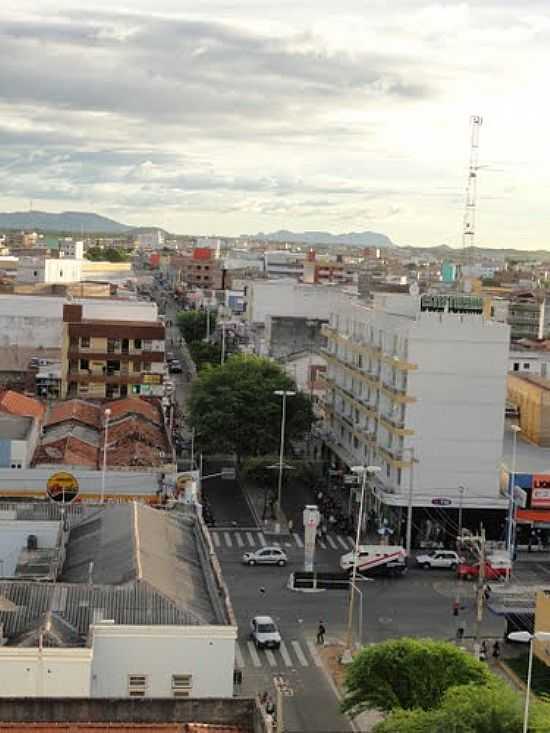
[0,1,548,247]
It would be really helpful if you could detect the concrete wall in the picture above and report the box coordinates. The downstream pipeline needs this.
[0,697,262,731]
[90,624,236,698]
[246,280,346,324]
[0,649,91,697]
[534,592,550,665]
[266,316,327,360]
[508,375,550,446]
[0,519,61,576]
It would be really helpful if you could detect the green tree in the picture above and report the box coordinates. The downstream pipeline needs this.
[374,679,526,733]
[188,341,222,371]
[342,638,490,717]
[85,246,129,262]
[188,355,314,461]
[177,310,216,344]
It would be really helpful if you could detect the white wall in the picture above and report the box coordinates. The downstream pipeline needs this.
[82,300,158,322]
[90,624,237,698]
[0,648,92,697]
[405,312,510,504]
[246,280,346,324]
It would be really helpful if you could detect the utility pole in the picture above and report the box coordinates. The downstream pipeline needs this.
[474,526,486,659]
[405,448,417,556]
[458,485,465,538]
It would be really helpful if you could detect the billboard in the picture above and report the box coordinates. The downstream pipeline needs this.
[532,475,550,508]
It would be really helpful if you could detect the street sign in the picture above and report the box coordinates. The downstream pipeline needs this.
[47,471,79,503]
[221,467,236,480]
[432,498,452,506]
[344,474,360,485]
[513,485,527,509]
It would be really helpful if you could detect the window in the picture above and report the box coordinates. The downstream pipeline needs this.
[386,463,391,478]
[513,362,519,371]
[80,336,90,349]
[79,358,89,371]
[128,674,148,697]
[524,363,531,370]
[134,339,142,350]
[172,674,193,697]
[33,270,38,277]
[397,468,402,486]
[143,362,151,372]
[143,339,152,351]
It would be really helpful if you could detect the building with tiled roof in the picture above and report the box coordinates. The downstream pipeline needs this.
[46,400,102,429]
[0,390,45,420]
[108,396,161,424]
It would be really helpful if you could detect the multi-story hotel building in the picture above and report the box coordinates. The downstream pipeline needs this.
[60,304,165,400]
[320,292,510,537]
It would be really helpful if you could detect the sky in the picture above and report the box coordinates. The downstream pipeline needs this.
[0,1,549,248]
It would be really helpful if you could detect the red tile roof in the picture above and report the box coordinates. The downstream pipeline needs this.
[0,390,44,420]
[33,436,99,468]
[46,400,102,429]
[109,397,161,425]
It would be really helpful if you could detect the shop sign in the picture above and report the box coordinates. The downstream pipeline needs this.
[532,474,550,508]
[432,497,452,506]
[420,294,483,314]
[47,471,79,503]
[143,374,161,384]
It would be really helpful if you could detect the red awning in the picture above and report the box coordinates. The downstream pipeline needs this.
[517,509,550,523]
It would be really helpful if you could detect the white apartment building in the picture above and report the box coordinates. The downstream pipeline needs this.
[246,279,344,325]
[16,257,82,284]
[59,239,84,259]
[321,292,510,526]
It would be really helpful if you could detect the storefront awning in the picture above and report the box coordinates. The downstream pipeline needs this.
[517,509,550,523]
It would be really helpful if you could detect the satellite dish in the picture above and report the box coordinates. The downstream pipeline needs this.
[409,282,420,297]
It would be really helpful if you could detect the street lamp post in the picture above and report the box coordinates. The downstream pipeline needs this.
[274,390,295,519]
[343,464,380,663]
[100,407,111,504]
[507,425,521,556]
[458,485,465,538]
[508,630,550,733]
[405,447,417,556]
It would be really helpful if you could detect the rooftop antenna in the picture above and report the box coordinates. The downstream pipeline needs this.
[462,115,483,265]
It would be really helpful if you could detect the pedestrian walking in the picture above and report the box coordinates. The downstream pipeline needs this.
[456,624,465,642]
[480,640,488,662]
[260,691,268,706]
[452,599,460,617]
[288,518,294,533]
[317,620,326,645]
[265,697,275,716]
[492,640,501,660]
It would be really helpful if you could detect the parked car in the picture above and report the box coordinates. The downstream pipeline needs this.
[250,615,281,650]
[242,546,288,566]
[169,360,183,374]
[416,550,463,570]
[457,553,511,581]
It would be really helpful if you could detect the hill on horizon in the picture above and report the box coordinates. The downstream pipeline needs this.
[246,229,394,248]
[0,210,132,234]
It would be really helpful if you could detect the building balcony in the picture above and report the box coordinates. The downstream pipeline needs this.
[66,372,163,385]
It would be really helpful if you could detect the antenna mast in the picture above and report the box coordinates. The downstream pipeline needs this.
[462,115,483,256]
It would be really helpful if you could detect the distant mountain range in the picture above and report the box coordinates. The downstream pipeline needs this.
[0,210,132,234]
[247,229,394,248]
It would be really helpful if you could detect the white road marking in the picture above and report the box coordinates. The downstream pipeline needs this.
[347,536,355,547]
[306,640,324,667]
[265,649,277,667]
[291,641,309,667]
[327,535,338,550]
[279,641,293,667]
[212,532,221,548]
[293,533,304,548]
[247,641,262,668]
[318,539,327,549]
[224,532,233,547]
[235,644,245,668]
[258,532,266,545]
[272,541,281,548]
[246,532,256,547]
[235,532,244,548]
[336,535,349,549]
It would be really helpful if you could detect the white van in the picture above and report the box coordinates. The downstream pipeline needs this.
[340,545,407,577]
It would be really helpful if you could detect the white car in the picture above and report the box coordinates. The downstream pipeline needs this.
[242,546,288,567]
[250,615,281,650]
[416,550,463,570]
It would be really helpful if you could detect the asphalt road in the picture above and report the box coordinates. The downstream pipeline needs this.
[215,527,509,733]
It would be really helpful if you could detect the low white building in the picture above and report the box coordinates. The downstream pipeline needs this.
[0,413,40,469]
[321,292,510,530]
[0,504,237,698]
[16,257,82,284]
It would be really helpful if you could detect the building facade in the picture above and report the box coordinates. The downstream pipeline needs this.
[61,304,165,399]
[320,292,510,536]
[16,257,82,284]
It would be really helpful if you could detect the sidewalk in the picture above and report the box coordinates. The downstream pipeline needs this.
[244,483,290,535]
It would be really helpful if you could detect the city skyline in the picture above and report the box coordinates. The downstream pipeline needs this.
[0,1,548,249]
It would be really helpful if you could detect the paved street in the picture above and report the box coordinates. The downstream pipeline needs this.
[215,527,508,732]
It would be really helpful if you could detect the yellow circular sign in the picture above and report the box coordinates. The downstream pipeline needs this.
[47,471,79,503]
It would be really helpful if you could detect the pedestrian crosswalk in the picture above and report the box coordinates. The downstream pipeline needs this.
[211,529,355,552]
[235,639,322,670]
